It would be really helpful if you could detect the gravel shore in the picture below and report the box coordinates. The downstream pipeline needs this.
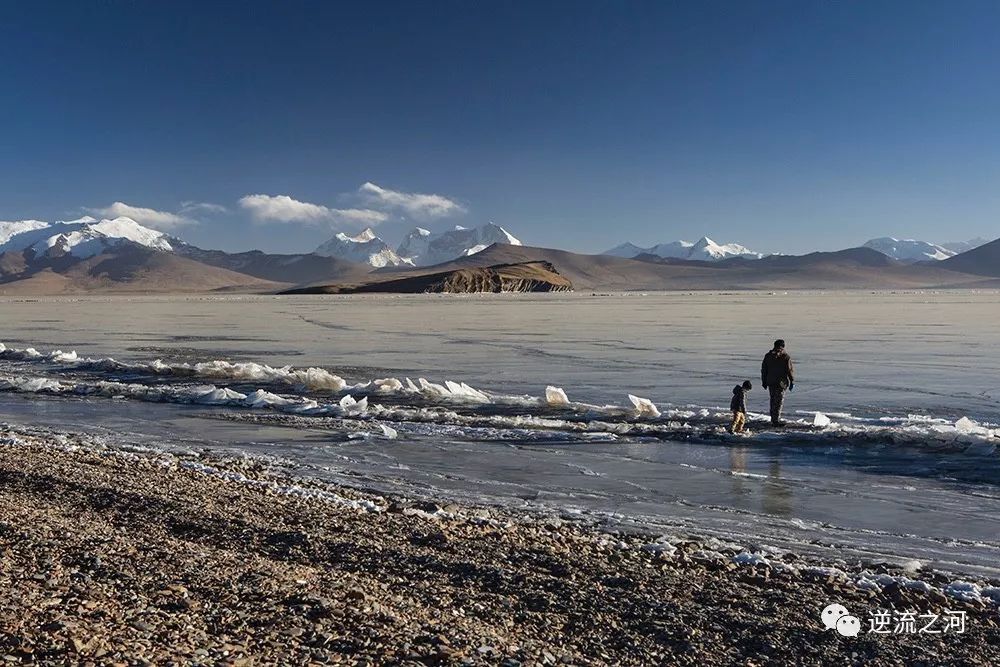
[1,425,998,666]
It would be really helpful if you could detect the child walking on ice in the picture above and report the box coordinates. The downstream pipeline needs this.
[730,380,753,433]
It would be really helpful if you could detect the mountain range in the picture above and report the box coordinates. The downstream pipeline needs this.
[604,236,763,261]
[311,222,523,268]
[395,223,522,266]
[862,237,955,262]
[940,237,1000,277]
[0,216,173,258]
[941,237,991,255]
[604,235,987,264]
[0,216,997,294]
[401,243,1000,291]
[314,228,412,268]
[0,216,278,295]
[309,222,522,268]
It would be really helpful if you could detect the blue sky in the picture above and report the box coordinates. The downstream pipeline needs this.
[1,1,998,254]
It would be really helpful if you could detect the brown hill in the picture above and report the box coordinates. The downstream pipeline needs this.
[283,261,572,294]
[173,245,372,285]
[0,244,284,295]
[404,244,995,291]
[940,237,1000,277]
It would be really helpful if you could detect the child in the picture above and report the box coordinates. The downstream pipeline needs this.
[730,380,753,433]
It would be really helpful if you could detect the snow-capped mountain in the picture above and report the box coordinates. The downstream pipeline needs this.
[603,242,649,259]
[604,236,763,262]
[942,237,990,255]
[396,227,434,262]
[397,222,522,266]
[863,238,956,262]
[0,219,51,245]
[0,216,173,259]
[314,228,412,268]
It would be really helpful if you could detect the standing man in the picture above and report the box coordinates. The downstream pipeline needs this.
[761,339,795,426]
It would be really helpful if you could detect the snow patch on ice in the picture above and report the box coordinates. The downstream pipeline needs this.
[177,460,383,512]
[641,539,678,556]
[545,386,570,407]
[944,581,983,602]
[628,394,661,418]
[813,412,832,427]
[733,551,771,567]
[416,378,491,403]
[1,342,498,406]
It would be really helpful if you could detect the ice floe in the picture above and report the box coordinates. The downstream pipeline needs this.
[628,394,661,418]
[545,386,570,407]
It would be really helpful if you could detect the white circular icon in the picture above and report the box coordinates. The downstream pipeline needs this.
[821,603,849,630]
[836,615,861,637]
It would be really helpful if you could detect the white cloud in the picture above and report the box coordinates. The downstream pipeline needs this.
[327,208,390,225]
[86,201,194,230]
[238,194,330,223]
[238,194,388,227]
[180,201,229,215]
[358,182,465,220]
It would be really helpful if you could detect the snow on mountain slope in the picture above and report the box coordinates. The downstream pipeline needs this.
[863,237,956,262]
[314,228,413,268]
[604,236,763,261]
[0,216,173,259]
[396,227,434,262]
[942,237,990,255]
[603,242,648,258]
[397,222,522,266]
[0,220,51,245]
[89,217,173,251]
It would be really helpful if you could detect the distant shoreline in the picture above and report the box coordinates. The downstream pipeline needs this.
[2,424,998,665]
[3,286,1000,300]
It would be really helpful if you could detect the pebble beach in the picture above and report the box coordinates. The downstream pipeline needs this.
[1,425,998,666]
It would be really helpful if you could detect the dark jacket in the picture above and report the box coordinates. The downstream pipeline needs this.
[730,385,748,413]
[761,350,795,390]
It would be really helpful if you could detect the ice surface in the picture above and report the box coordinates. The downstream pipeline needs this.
[2,292,1000,579]
[3,337,998,451]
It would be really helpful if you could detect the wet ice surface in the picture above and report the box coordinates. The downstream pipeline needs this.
[2,291,1000,577]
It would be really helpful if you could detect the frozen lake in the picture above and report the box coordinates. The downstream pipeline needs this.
[2,291,999,576]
